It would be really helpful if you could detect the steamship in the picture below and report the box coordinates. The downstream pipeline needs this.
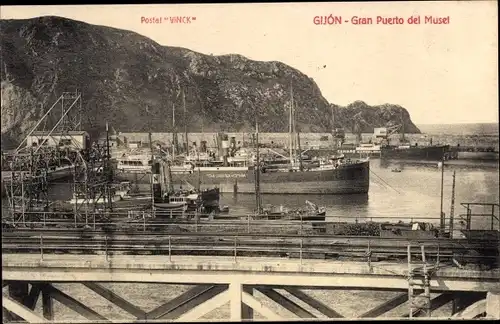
[380,143,452,161]
[115,83,370,195]
[115,153,369,195]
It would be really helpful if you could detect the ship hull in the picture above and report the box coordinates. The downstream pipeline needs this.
[457,151,499,161]
[115,160,370,195]
[1,167,73,197]
[381,145,450,161]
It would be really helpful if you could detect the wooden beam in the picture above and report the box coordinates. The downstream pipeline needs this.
[242,286,254,320]
[256,287,316,319]
[451,292,486,315]
[415,293,456,318]
[453,299,487,319]
[177,290,230,321]
[403,293,456,318]
[42,284,53,320]
[83,282,146,318]
[7,282,29,321]
[241,290,283,320]
[45,284,109,322]
[160,285,228,320]
[360,293,408,318]
[2,294,47,323]
[142,285,223,320]
[24,284,42,310]
[229,283,242,321]
[486,292,500,319]
[284,287,343,318]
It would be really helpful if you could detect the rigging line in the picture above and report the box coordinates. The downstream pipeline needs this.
[370,169,401,194]
[370,176,390,189]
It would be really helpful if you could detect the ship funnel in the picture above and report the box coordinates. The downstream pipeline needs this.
[200,141,207,153]
[151,161,162,202]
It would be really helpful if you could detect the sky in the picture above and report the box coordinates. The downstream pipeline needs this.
[1,2,498,125]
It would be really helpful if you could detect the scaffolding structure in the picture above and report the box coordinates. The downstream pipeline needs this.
[1,91,114,226]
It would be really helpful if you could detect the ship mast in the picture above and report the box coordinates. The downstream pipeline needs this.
[149,132,155,207]
[401,110,406,143]
[331,104,336,151]
[183,89,189,155]
[105,122,113,212]
[289,80,295,169]
[297,131,304,171]
[172,103,176,161]
[255,117,262,214]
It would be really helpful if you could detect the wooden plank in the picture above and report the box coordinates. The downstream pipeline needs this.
[242,286,254,320]
[7,282,29,321]
[241,290,283,320]
[24,284,42,310]
[256,287,316,318]
[229,283,242,321]
[176,290,230,321]
[360,293,408,318]
[453,299,487,319]
[159,285,229,320]
[83,282,146,318]
[404,292,456,318]
[143,284,215,319]
[42,285,53,320]
[46,284,109,322]
[2,294,47,323]
[284,287,343,318]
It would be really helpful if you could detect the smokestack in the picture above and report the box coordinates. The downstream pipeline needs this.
[221,133,229,166]
[152,161,162,202]
[200,141,207,153]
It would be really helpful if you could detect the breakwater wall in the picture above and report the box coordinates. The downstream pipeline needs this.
[115,132,499,151]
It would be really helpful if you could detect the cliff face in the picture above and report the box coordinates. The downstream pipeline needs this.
[332,101,420,134]
[0,16,420,149]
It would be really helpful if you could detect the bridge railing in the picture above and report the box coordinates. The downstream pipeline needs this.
[2,232,498,267]
[2,214,443,237]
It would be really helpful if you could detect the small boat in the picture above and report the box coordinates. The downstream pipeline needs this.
[391,168,402,173]
[68,181,132,204]
[260,200,326,221]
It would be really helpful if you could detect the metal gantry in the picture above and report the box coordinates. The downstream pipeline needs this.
[1,90,114,227]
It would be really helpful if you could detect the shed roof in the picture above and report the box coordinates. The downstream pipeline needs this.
[30,131,89,137]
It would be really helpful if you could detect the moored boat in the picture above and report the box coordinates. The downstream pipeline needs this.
[115,156,370,194]
[380,144,451,161]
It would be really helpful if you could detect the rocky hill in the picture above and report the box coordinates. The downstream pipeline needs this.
[0,16,420,149]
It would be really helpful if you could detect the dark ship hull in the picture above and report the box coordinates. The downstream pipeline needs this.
[116,160,370,195]
[380,145,450,161]
[153,187,221,215]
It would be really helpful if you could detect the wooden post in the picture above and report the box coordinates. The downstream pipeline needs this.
[491,205,495,231]
[143,211,146,232]
[300,239,303,264]
[449,170,456,238]
[234,236,237,263]
[21,172,25,226]
[367,240,372,271]
[440,158,445,234]
[40,235,44,260]
[168,235,172,262]
[105,235,108,261]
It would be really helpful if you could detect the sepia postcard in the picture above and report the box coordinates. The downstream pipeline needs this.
[1,1,499,322]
